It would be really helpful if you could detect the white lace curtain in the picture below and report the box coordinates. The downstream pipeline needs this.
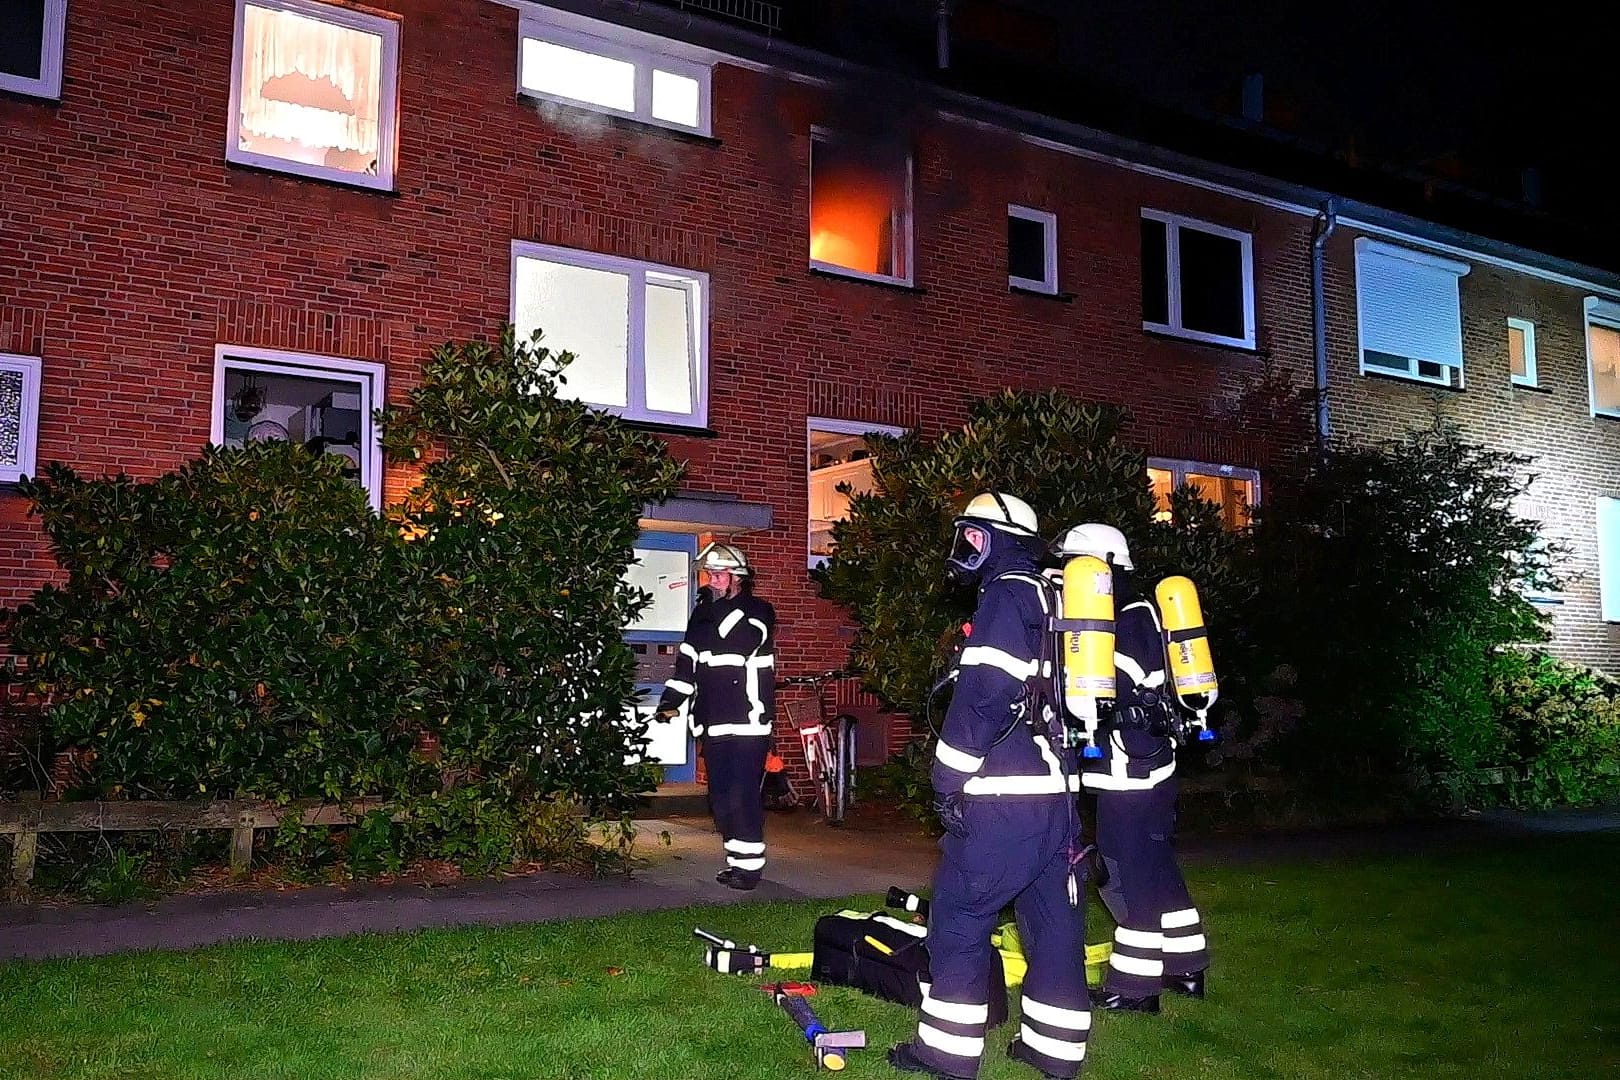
[238,4,381,155]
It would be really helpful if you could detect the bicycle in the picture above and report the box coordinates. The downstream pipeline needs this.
[777,669,859,826]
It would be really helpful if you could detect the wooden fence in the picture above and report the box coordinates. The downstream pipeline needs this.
[0,795,390,890]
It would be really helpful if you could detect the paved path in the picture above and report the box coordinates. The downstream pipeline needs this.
[3,802,1612,963]
[0,810,940,962]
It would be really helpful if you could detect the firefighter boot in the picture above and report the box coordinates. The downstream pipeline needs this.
[1089,988,1160,1014]
[1164,970,1205,999]
[714,868,760,891]
[887,1042,973,1080]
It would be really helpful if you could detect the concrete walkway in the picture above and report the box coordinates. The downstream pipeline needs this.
[0,810,940,963]
[3,802,1613,963]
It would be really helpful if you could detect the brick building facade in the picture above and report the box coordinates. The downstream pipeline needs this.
[3,0,1618,782]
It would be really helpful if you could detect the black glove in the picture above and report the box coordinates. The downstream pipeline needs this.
[933,793,969,839]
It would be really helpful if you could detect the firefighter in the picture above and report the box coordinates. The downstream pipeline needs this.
[657,542,777,891]
[889,494,1091,1080]
[1058,523,1210,1014]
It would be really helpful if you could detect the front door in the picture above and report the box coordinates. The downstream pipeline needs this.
[624,532,698,782]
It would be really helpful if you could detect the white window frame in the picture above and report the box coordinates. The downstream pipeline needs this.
[1,0,66,99]
[1584,296,1620,420]
[509,241,710,429]
[0,354,43,485]
[808,129,915,288]
[1148,456,1262,518]
[1599,497,1620,622]
[1507,317,1539,389]
[807,417,905,569]
[1140,209,1257,350]
[225,0,401,192]
[1354,238,1470,389]
[1007,204,1058,295]
[210,345,386,511]
[516,12,713,136]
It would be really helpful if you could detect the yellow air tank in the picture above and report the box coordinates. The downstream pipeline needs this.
[1061,554,1116,723]
[1156,575,1218,714]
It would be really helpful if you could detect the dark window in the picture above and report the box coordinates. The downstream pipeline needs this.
[1140,218,1169,324]
[0,0,46,80]
[1008,214,1048,283]
[1179,227,1246,339]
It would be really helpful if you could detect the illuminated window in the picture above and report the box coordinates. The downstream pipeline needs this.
[1585,297,1620,419]
[227,0,399,190]
[0,0,66,99]
[809,134,913,286]
[511,242,708,428]
[1601,498,1620,622]
[1148,457,1259,530]
[1355,238,1470,388]
[211,346,386,509]
[1140,210,1255,349]
[1508,318,1538,388]
[1008,205,1058,294]
[518,16,711,135]
[808,419,904,568]
[0,353,43,485]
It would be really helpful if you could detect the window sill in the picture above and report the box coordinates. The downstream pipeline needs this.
[809,266,924,294]
[1593,411,1620,423]
[225,158,400,197]
[0,85,62,106]
[1142,326,1260,357]
[597,110,720,146]
[621,418,719,438]
[1010,284,1074,303]
[1511,382,1552,395]
[1361,368,1464,393]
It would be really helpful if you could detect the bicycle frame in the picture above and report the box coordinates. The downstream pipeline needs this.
[779,670,858,826]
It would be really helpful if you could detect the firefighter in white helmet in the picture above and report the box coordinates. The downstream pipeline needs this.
[657,541,777,890]
[1056,523,1210,1014]
[890,493,1091,1080]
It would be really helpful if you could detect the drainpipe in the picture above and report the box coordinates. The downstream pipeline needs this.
[1310,197,1339,449]
[935,1,952,70]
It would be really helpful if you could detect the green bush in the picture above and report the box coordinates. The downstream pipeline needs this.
[1492,651,1620,809]
[11,445,426,802]
[1249,425,1558,799]
[8,326,682,877]
[816,390,1258,718]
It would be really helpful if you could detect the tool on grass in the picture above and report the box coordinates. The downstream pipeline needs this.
[769,982,865,1071]
[695,926,812,975]
[885,886,929,921]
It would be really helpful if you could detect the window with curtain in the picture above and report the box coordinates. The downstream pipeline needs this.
[228,0,399,190]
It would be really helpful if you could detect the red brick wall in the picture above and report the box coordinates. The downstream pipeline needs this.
[1322,229,1620,673]
[4,0,1365,793]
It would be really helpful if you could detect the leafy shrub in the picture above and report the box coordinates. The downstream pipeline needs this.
[1249,425,1558,798]
[1492,651,1620,809]
[7,326,682,877]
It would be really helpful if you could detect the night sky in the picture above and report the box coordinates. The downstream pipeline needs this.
[1063,0,1615,224]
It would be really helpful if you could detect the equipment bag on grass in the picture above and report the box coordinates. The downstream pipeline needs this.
[810,910,1010,1028]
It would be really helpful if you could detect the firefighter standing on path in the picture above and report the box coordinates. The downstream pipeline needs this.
[1058,524,1211,1013]
[889,493,1091,1080]
[657,542,777,891]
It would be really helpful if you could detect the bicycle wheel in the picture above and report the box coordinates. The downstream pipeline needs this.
[828,717,857,825]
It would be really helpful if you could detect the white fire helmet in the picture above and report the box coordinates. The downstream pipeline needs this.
[1053,522,1134,570]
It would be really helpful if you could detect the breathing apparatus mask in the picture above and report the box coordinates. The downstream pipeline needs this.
[945,521,993,586]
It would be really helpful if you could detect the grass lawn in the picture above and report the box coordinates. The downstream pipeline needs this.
[2,832,1617,1080]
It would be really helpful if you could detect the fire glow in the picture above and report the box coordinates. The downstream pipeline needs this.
[810,139,909,279]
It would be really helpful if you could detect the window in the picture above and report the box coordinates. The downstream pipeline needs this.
[1354,238,1470,388]
[808,418,903,568]
[1148,457,1259,530]
[511,242,708,428]
[1508,318,1538,388]
[1585,297,1620,419]
[809,134,913,286]
[518,16,711,135]
[1599,498,1620,622]
[1008,205,1058,294]
[0,0,65,99]
[211,346,385,509]
[0,353,43,485]
[227,0,399,190]
[1140,210,1256,349]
